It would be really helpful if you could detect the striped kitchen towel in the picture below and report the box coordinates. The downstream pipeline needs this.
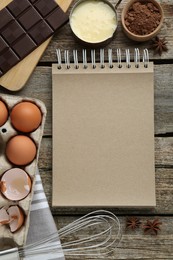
[25,169,65,260]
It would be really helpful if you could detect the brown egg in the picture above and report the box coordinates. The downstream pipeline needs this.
[10,101,42,133]
[7,206,25,232]
[6,135,37,165]
[1,168,32,201]
[0,100,8,126]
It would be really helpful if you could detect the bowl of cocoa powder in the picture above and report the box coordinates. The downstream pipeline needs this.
[121,0,164,42]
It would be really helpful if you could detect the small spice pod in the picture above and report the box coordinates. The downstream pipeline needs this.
[143,219,162,235]
[121,0,164,42]
[0,94,46,249]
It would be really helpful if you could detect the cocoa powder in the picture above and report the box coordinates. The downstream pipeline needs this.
[125,1,161,35]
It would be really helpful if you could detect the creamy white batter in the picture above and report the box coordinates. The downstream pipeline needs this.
[70,0,117,43]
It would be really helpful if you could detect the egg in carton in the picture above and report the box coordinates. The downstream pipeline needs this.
[0,93,46,250]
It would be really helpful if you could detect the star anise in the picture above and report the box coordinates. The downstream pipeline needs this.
[126,217,141,230]
[150,36,168,56]
[143,219,162,235]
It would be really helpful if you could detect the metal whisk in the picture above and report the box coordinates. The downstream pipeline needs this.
[0,210,121,259]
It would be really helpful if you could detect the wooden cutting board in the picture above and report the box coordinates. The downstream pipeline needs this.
[0,0,73,91]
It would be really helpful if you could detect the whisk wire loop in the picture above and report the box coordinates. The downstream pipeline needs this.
[18,210,121,258]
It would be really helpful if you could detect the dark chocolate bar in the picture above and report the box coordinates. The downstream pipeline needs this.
[0,0,68,76]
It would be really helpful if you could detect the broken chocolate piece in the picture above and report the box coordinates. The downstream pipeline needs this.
[29,20,53,45]
[7,0,31,18]
[12,34,36,59]
[1,21,25,45]
[0,49,19,73]
[0,0,69,76]
[18,7,42,30]
[0,37,8,54]
[0,8,14,31]
[34,0,57,17]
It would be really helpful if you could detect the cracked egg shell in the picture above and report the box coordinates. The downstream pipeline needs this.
[1,168,31,201]
[7,206,25,233]
[0,100,8,126]
[6,135,37,166]
[10,101,42,133]
[0,207,10,225]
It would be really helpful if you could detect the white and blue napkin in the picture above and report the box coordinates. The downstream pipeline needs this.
[26,169,65,260]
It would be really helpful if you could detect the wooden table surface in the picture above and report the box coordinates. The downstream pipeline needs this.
[1,0,173,259]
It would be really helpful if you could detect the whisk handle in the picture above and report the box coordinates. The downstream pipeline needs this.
[0,248,20,260]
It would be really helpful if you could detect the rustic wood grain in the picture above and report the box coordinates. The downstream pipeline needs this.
[54,215,173,259]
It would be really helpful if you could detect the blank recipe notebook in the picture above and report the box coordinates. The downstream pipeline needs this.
[52,49,156,207]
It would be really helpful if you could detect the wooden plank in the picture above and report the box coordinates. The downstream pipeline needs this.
[55,0,74,12]
[0,0,73,91]
[54,215,173,259]
[154,64,173,134]
[40,0,173,62]
[38,137,173,215]
[1,63,172,135]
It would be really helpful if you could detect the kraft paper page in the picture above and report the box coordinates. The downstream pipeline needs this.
[52,63,155,207]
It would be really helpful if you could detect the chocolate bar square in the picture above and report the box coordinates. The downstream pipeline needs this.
[46,7,68,31]
[12,34,36,58]
[0,0,69,77]
[7,0,31,18]
[0,49,19,72]
[1,21,25,45]
[18,7,42,30]
[29,0,38,3]
[29,20,53,45]
[0,37,8,54]
[34,0,57,17]
[0,8,14,31]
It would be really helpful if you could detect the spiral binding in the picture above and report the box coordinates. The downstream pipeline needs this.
[108,49,113,68]
[143,49,149,68]
[117,49,122,68]
[125,49,131,68]
[134,48,140,68]
[56,49,150,69]
[56,49,61,69]
[82,49,88,69]
[91,49,96,69]
[100,49,105,69]
[64,50,70,69]
[73,50,79,69]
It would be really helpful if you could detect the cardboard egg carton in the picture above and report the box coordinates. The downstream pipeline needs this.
[0,93,46,249]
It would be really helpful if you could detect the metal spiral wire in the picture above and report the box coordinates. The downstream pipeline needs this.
[56,48,150,69]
